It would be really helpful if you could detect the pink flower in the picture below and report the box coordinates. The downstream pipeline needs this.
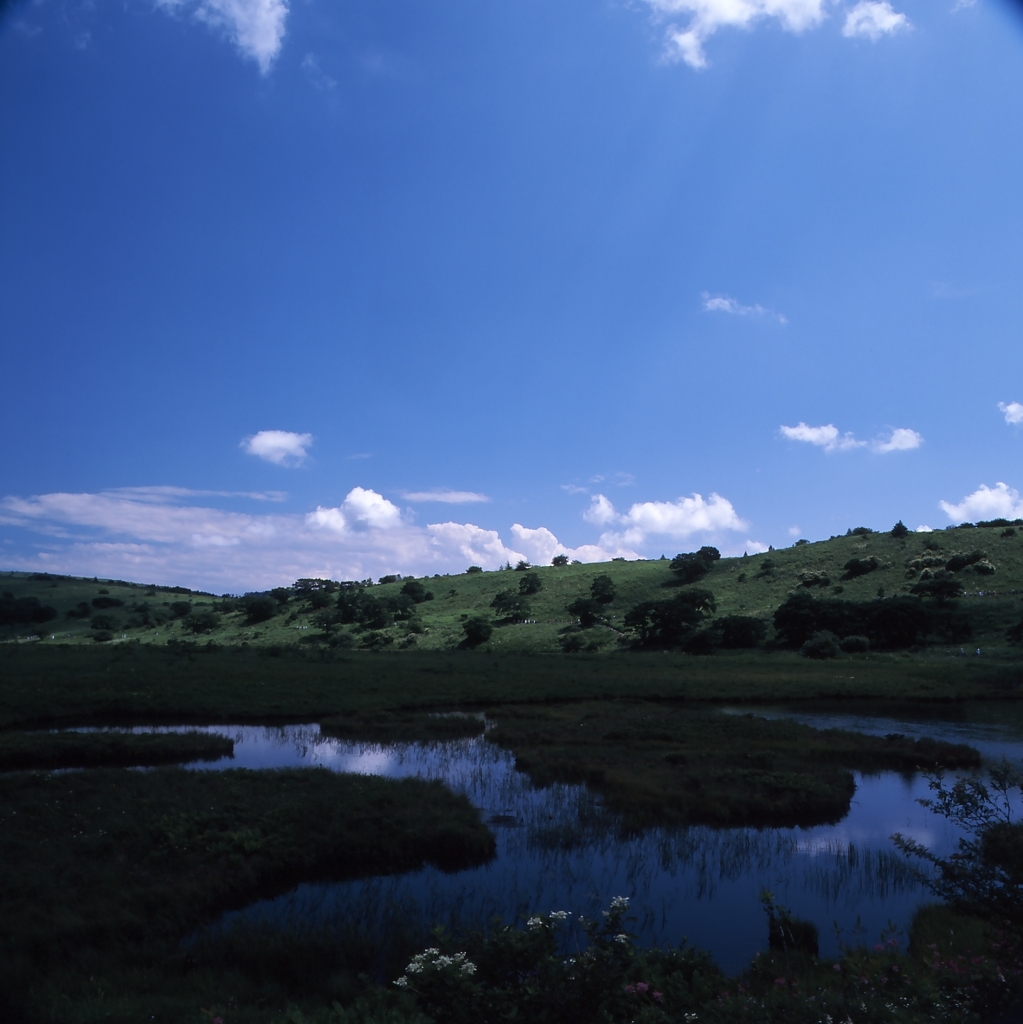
[214,1019,223,1024]
[774,977,786,986]
[874,944,884,952]
[652,991,663,1002]
[635,982,649,993]
[833,963,841,972]
[624,985,635,994]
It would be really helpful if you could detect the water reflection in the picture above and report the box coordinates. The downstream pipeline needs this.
[114,710,1022,974]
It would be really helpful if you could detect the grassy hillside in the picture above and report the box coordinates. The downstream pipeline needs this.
[3,521,1023,654]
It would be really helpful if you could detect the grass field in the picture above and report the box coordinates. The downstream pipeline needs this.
[4,521,1023,654]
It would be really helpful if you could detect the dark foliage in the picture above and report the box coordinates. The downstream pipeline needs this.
[567,596,603,628]
[90,614,117,631]
[891,520,910,538]
[517,572,543,596]
[839,634,870,653]
[183,610,222,634]
[378,575,400,585]
[242,595,276,625]
[773,590,943,650]
[910,570,964,604]
[841,556,879,580]
[514,560,531,571]
[944,550,986,573]
[466,565,483,574]
[551,554,569,566]
[91,596,124,609]
[590,574,616,604]
[711,615,768,649]
[0,595,57,626]
[66,601,91,619]
[270,587,291,605]
[400,579,433,603]
[669,547,720,585]
[461,615,493,648]
[801,630,841,660]
[293,578,338,594]
[169,600,193,619]
[491,590,531,620]
[625,590,716,648]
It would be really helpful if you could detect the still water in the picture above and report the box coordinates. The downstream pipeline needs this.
[132,705,1023,973]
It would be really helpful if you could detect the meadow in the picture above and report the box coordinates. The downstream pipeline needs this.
[1,522,1022,1021]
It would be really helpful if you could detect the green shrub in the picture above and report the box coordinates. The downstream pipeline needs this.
[183,611,222,634]
[461,616,492,648]
[801,630,840,659]
[891,520,910,538]
[839,634,870,653]
[400,580,433,603]
[517,573,542,596]
[551,554,569,566]
[242,595,276,625]
[466,565,483,574]
[590,574,616,604]
[491,591,530,620]
[841,556,879,580]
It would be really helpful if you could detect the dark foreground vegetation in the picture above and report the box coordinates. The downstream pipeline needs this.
[487,702,980,829]
[0,728,233,771]
[0,767,494,1022]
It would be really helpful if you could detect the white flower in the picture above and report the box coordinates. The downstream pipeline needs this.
[614,933,630,944]
[394,977,408,988]
[548,910,569,921]
[527,916,544,929]
[610,895,630,909]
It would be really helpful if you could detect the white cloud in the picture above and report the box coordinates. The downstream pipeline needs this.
[872,427,923,453]
[0,486,632,591]
[788,526,801,537]
[702,292,788,324]
[780,423,865,452]
[939,482,1023,524]
[107,486,287,503]
[842,1,910,40]
[645,0,826,69]
[999,402,1023,426]
[156,0,288,73]
[916,525,933,532]
[400,490,490,504]
[743,539,771,554]
[586,492,748,549]
[780,422,922,454]
[241,430,312,466]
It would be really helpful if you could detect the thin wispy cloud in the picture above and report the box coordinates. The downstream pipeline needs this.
[156,0,288,73]
[106,486,287,503]
[702,292,788,324]
[999,401,1023,425]
[301,53,336,90]
[780,422,922,454]
[842,1,910,40]
[400,490,491,504]
[241,430,312,467]
[939,482,1023,523]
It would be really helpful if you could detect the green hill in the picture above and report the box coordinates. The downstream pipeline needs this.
[3,520,1023,655]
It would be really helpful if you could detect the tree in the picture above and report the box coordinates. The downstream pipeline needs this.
[466,565,483,574]
[624,590,716,648]
[518,573,542,596]
[891,520,909,538]
[841,556,879,580]
[491,590,530,620]
[461,616,493,648]
[567,597,602,629]
[911,570,964,605]
[800,631,840,660]
[401,579,434,603]
[551,554,569,567]
[514,560,531,571]
[590,574,616,605]
[242,595,276,624]
[669,547,720,584]
[183,610,221,634]
[712,615,767,649]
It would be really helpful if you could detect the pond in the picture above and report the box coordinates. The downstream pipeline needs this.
[115,704,1023,974]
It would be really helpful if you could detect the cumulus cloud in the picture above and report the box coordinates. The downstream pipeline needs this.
[645,0,826,69]
[156,0,288,73]
[400,490,490,504]
[780,422,922,454]
[780,423,865,452]
[873,427,923,453]
[0,486,628,592]
[584,492,748,549]
[999,402,1023,426]
[241,430,312,466]
[939,482,1023,524]
[842,1,910,40]
[702,292,788,324]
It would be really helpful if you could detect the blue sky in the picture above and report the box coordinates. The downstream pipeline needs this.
[2,0,1023,592]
